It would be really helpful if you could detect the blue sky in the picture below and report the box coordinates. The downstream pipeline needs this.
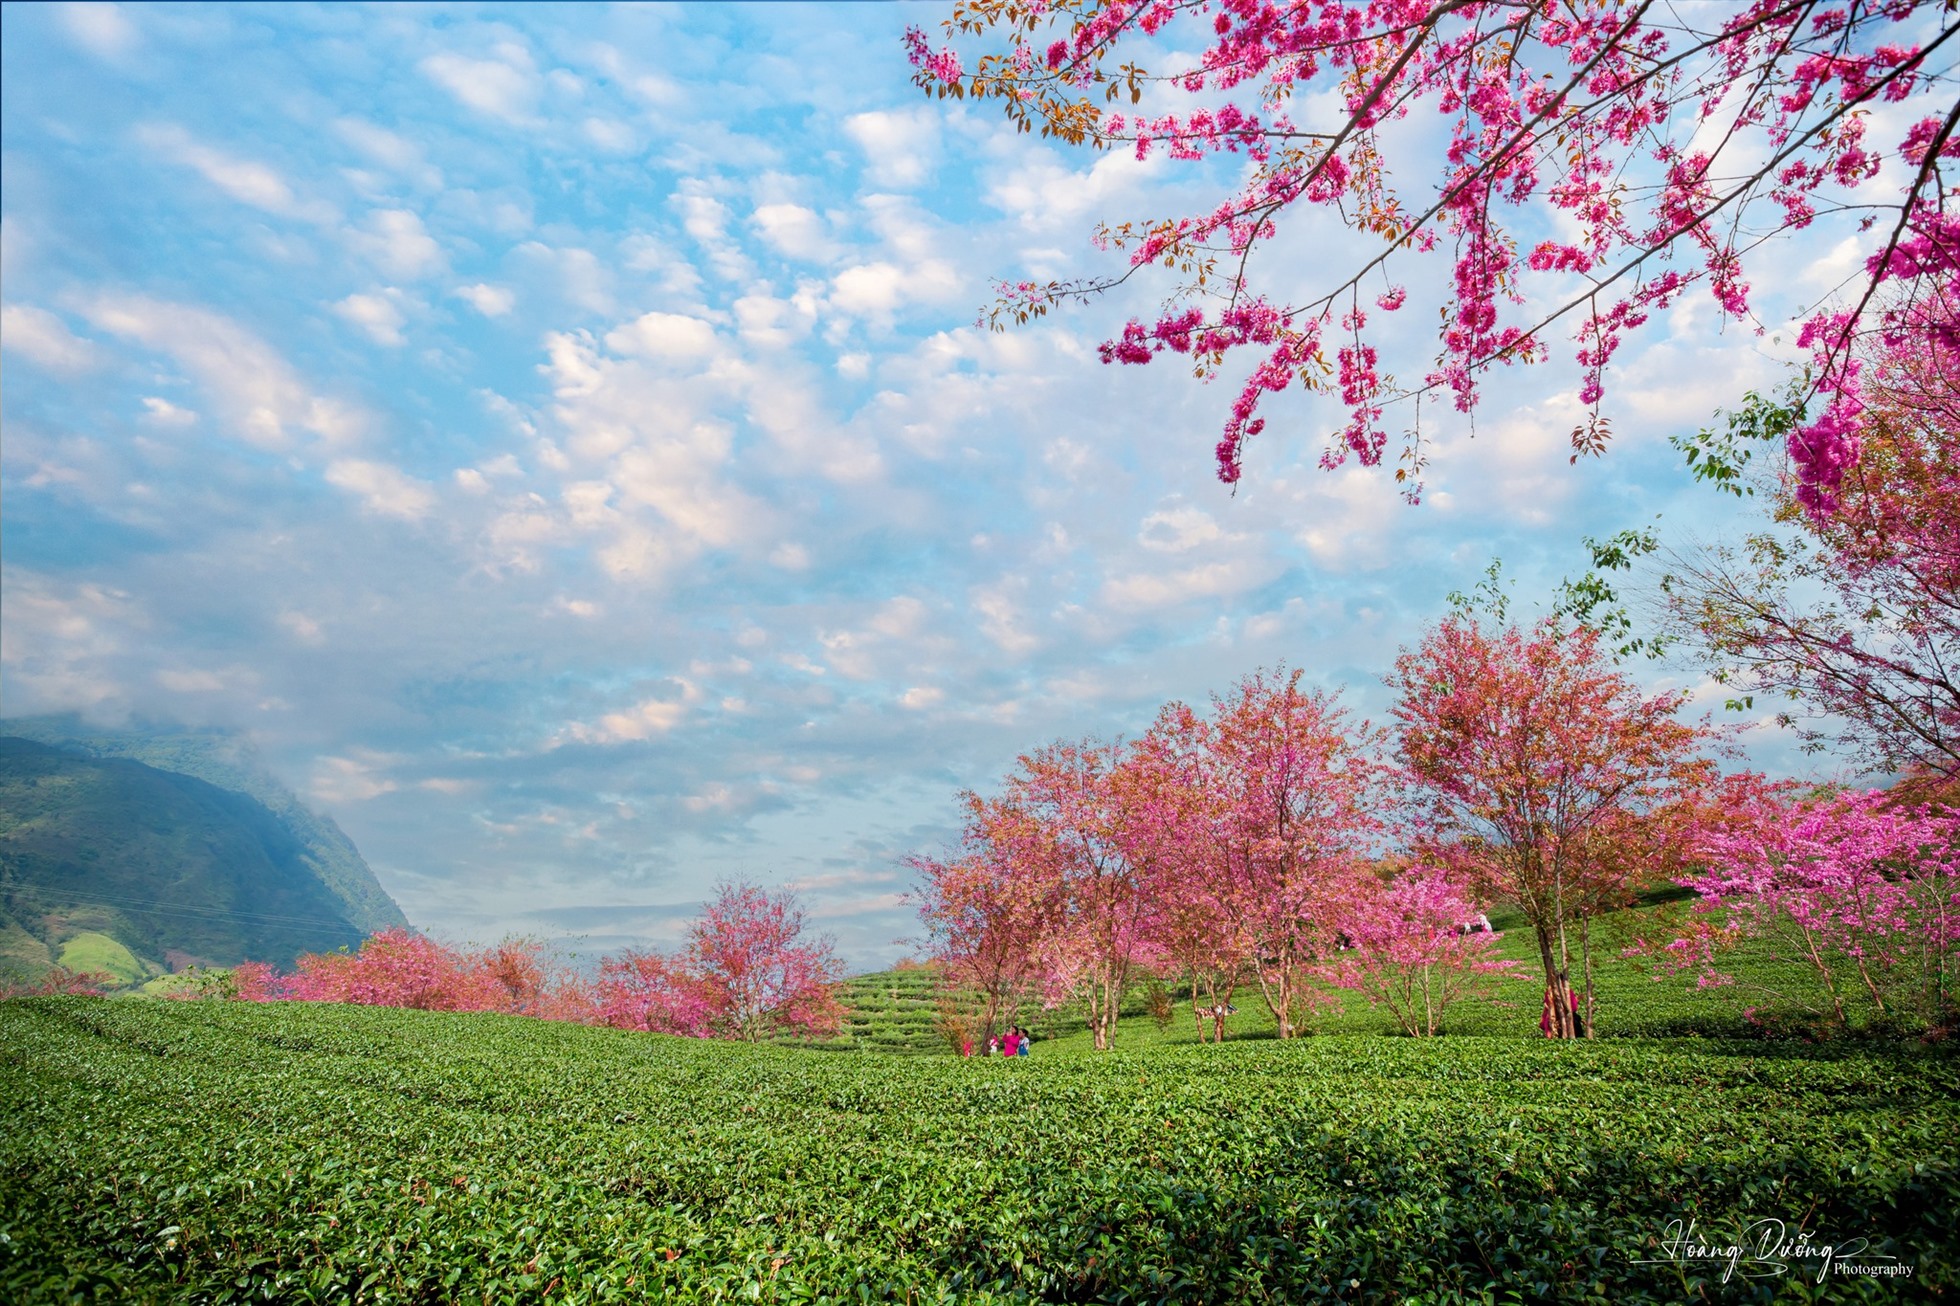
[1,2,1913,969]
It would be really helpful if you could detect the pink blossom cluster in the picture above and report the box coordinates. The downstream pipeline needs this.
[1314,865,1524,1037]
[914,0,1954,495]
[1657,787,1960,1025]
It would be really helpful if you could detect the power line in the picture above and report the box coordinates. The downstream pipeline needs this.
[1,886,361,933]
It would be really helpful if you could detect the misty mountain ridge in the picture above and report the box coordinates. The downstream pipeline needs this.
[0,717,408,985]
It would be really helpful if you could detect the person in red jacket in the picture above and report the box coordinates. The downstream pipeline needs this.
[1001,1027,1021,1057]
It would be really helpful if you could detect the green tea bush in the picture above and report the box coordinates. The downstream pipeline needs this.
[3,998,1954,1303]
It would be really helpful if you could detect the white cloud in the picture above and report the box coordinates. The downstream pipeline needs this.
[672,182,750,281]
[333,118,441,189]
[333,290,408,346]
[628,73,682,107]
[140,396,197,427]
[80,294,366,449]
[565,682,701,744]
[1101,557,1280,610]
[750,203,834,261]
[0,304,100,373]
[455,283,516,317]
[136,124,336,223]
[0,569,144,716]
[513,243,615,315]
[898,686,944,710]
[350,209,445,279]
[311,752,401,804]
[831,262,906,315]
[59,2,137,62]
[987,143,1164,232]
[421,46,541,125]
[733,286,819,349]
[844,107,940,188]
[532,331,771,578]
[278,611,326,645]
[324,458,436,519]
[583,117,637,152]
[155,666,246,698]
[1138,506,1224,552]
[831,258,961,319]
[682,782,739,813]
[742,373,883,483]
[603,311,720,360]
[972,582,1041,656]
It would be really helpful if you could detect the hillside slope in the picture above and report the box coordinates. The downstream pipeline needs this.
[1,716,405,935]
[0,735,384,976]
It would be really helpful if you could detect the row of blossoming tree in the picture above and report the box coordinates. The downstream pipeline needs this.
[913,620,1960,1045]
[190,880,847,1044]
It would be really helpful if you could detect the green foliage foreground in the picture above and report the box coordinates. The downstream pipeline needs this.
[2,999,1955,1304]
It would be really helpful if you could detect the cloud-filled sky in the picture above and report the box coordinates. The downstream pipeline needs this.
[2,2,1916,968]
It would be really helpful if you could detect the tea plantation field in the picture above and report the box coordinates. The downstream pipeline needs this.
[5,999,1956,1303]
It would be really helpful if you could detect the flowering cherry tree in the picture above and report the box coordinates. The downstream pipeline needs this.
[1668,787,1960,1030]
[595,883,845,1042]
[1390,617,1714,1037]
[1319,863,1519,1036]
[681,881,847,1043]
[1202,667,1382,1037]
[1658,284,1960,777]
[910,1,1958,505]
[978,740,1159,1050]
[593,948,714,1037]
[287,928,504,1011]
[911,839,1048,1042]
[1129,703,1253,1041]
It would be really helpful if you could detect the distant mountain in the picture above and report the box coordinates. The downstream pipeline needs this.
[0,720,409,982]
[2,716,407,933]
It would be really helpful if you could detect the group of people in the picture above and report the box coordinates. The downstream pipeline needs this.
[962,1025,1033,1058]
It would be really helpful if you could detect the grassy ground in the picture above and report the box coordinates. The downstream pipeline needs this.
[3,996,1954,1303]
[851,898,1839,1059]
[51,931,153,989]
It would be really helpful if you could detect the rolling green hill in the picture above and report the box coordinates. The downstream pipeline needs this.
[0,731,402,981]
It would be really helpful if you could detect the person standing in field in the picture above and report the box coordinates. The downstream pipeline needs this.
[1001,1027,1021,1057]
[1015,1026,1030,1057]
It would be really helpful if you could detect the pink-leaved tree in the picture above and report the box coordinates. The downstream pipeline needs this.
[1390,617,1715,1037]
[1200,667,1382,1038]
[982,740,1159,1051]
[681,880,847,1043]
[1658,282,1960,778]
[286,928,506,1011]
[909,1,1958,507]
[1665,786,1960,1031]
[593,948,714,1037]
[1129,702,1252,1041]
[1319,863,1520,1036]
[911,839,1046,1043]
